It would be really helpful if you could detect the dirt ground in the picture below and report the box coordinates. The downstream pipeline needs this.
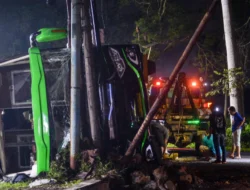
[179,162,250,190]
[7,151,250,190]
[119,150,250,190]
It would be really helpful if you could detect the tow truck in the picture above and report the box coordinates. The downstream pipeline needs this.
[148,72,212,150]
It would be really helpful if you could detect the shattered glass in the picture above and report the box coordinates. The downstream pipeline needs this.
[40,48,71,152]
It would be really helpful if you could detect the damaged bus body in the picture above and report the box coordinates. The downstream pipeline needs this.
[0,28,154,174]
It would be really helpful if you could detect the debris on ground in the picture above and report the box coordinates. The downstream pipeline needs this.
[12,173,30,183]
[82,149,99,164]
[29,179,56,188]
[131,171,150,185]
[143,180,157,190]
[3,150,250,190]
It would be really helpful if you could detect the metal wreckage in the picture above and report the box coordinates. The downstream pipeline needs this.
[0,28,212,176]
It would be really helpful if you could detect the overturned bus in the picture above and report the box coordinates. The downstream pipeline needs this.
[0,28,155,174]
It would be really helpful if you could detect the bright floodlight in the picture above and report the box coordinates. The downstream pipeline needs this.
[215,107,219,112]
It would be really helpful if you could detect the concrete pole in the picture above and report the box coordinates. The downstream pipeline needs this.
[221,0,242,114]
[66,0,71,48]
[0,109,6,174]
[125,0,219,158]
[82,0,101,148]
[70,0,81,170]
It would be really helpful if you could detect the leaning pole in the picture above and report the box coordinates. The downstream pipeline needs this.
[125,0,219,158]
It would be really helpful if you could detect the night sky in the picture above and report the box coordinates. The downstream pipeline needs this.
[0,0,66,60]
[155,0,223,77]
[0,0,249,114]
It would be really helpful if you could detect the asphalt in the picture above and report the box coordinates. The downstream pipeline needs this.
[168,148,250,166]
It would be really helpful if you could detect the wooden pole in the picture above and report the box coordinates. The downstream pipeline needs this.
[82,0,102,148]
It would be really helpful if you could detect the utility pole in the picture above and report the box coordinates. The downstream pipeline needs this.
[125,0,219,158]
[221,0,243,115]
[66,0,71,48]
[81,0,101,148]
[70,0,81,170]
[0,109,6,174]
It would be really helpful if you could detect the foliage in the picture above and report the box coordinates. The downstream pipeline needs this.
[226,127,232,148]
[80,160,91,172]
[241,123,250,148]
[48,146,80,182]
[80,157,113,179]
[94,157,113,178]
[117,0,199,60]
[60,179,83,188]
[194,42,226,78]
[132,1,190,43]
[226,121,250,150]
[98,0,141,44]
[205,67,250,97]
[194,1,250,97]
[195,38,250,97]
[0,182,29,190]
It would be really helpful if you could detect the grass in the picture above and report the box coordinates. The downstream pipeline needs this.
[0,179,86,190]
[0,182,29,190]
[60,179,83,188]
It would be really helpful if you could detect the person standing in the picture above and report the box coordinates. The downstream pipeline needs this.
[228,106,245,159]
[209,107,226,164]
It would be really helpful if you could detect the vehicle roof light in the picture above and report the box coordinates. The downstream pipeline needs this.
[204,102,212,108]
[208,102,212,108]
[187,120,200,124]
[156,81,161,86]
[191,81,197,87]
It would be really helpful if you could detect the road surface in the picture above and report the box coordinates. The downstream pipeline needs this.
[168,148,250,165]
[166,148,250,189]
